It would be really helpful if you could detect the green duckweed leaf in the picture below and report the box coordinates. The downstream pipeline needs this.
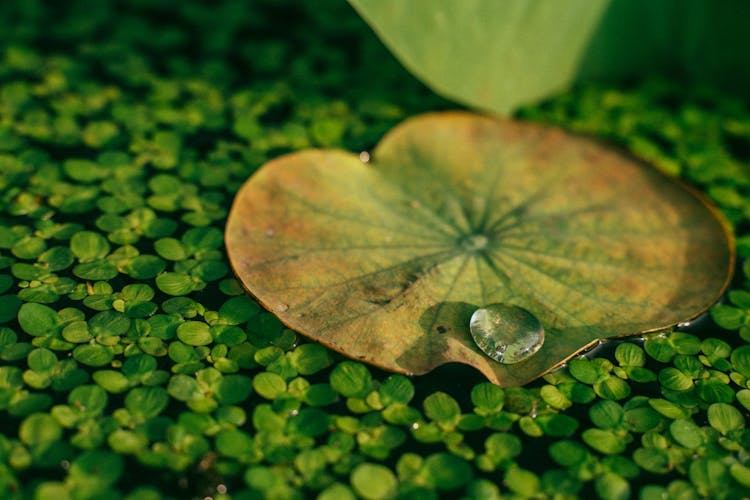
[330,361,373,398]
[421,452,472,490]
[18,302,60,337]
[155,272,197,296]
[689,458,729,498]
[92,370,131,393]
[423,392,461,428]
[730,345,750,378]
[154,238,187,261]
[595,472,630,500]
[728,289,750,309]
[73,344,114,367]
[70,231,110,262]
[167,374,202,402]
[12,236,46,259]
[379,375,414,406]
[549,440,589,467]
[670,419,703,449]
[69,450,123,488]
[483,432,522,464]
[0,295,22,323]
[582,428,627,455]
[176,321,212,346]
[123,387,167,420]
[470,383,505,414]
[214,374,252,404]
[73,260,119,281]
[633,447,671,474]
[707,402,744,435]
[182,226,224,255]
[218,295,259,325]
[319,484,357,500]
[226,112,732,386]
[215,429,254,459]
[644,336,676,363]
[252,372,286,400]
[540,384,572,410]
[737,390,750,412]
[27,347,56,372]
[288,343,331,375]
[594,376,631,401]
[123,255,166,280]
[89,310,131,337]
[659,367,694,391]
[504,466,541,497]
[0,276,13,295]
[68,385,108,417]
[730,463,750,489]
[350,463,398,500]
[19,413,61,447]
[614,342,645,367]
[589,400,624,429]
[38,246,74,272]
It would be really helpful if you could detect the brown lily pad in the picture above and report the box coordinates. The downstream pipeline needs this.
[226,112,733,386]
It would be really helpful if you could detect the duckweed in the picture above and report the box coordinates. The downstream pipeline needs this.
[0,0,749,498]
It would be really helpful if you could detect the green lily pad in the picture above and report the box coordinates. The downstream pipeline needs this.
[348,1,750,114]
[227,112,732,386]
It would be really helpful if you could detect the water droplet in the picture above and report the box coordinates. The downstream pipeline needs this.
[469,303,544,364]
[217,484,228,494]
[265,228,275,237]
[359,151,370,163]
[276,303,289,312]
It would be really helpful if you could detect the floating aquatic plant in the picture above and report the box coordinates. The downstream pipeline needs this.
[226,111,732,386]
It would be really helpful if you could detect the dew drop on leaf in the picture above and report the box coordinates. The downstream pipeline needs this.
[469,304,544,364]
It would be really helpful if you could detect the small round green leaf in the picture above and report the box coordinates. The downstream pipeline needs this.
[730,345,750,378]
[125,387,169,419]
[707,402,744,435]
[582,428,626,455]
[423,392,461,426]
[18,302,60,337]
[421,452,472,490]
[70,231,110,262]
[252,372,286,400]
[350,463,397,500]
[330,361,372,398]
[0,295,22,324]
[176,321,213,346]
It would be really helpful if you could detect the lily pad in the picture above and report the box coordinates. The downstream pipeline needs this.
[226,112,732,386]
[348,1,750,114]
